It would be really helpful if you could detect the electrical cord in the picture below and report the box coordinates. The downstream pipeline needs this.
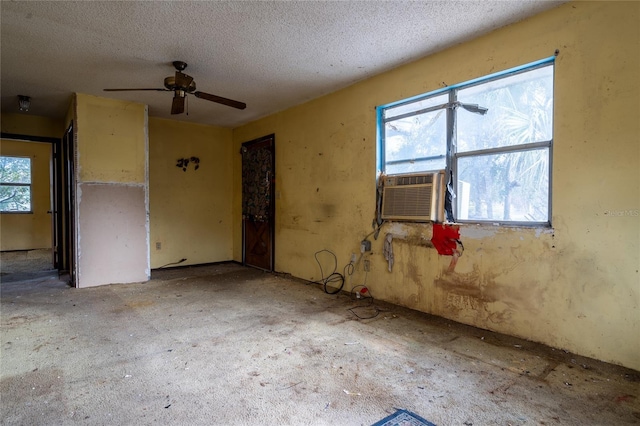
[157,258,187,269]
[306,250,379,318]
[347,274,380,320]
[348,300,380,319]
[365,220,387,241]
[347,285,380,319]
[343,261,354,277]
[308,249,345,295]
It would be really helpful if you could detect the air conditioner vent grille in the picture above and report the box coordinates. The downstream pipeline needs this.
[382,185,433,218]
[381,171,445,222]
[396,174,434,186]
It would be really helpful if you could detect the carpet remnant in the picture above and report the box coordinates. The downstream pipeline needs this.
[371,409,437,426]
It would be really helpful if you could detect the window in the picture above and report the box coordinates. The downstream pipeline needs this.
[0,156,32,212]
[379,58,554,225]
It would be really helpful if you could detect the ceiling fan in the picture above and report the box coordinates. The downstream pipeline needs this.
[104,61,246,114]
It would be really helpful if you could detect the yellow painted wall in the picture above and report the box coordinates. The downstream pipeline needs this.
[149,118,233,268]
[1,113,64,138]
[0,140,52,251]
[233,2,640,370]
[75,94,146,184]
[74,94,149,287]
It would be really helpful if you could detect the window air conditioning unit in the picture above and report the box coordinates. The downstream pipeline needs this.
[381,170,446,222]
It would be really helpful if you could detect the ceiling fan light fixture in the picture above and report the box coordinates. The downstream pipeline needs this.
[18,95,31,112]
[171,92,186,115]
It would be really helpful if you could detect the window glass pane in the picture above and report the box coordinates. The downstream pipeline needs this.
[386,157,446,175]
[0,185,31,212]
[457,65,553,153]
[0,156,31,184]
[384,108,447,172]
[384,93,448,119]
[1,156,32,212]
[457,148,549,222]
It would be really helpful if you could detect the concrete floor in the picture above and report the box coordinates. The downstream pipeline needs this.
[1,259,639,425]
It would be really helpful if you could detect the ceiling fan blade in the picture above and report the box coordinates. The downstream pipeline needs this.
[103,88,169,92]
[194,91,246,110]
[174,72,194,90]
[171,95,185,115]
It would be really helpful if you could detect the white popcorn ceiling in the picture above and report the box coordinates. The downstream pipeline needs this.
[0,1,565,128]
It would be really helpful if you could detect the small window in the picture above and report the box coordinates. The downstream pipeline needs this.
[0,156,32,212]
[379,59,554,225]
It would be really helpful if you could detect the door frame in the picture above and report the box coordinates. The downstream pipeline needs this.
[61,123,77,286]
[1,131,61,270]
[241,134,275,271]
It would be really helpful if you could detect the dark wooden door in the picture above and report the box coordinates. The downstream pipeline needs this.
[242,135,275,271]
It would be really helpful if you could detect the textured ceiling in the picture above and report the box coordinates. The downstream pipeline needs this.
[1,1,565,129]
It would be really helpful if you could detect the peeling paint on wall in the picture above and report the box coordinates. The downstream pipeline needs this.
[233,2,640,370]
[385,222,434,248]
[459,225,499,240]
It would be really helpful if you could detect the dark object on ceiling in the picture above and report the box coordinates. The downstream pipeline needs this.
[104,61,246,115]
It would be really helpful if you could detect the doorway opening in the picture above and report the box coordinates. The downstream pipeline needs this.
[1,125,74,286]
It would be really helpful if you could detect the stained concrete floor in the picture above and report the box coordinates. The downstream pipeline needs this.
[0,249,56,284]
[1,257,639,425]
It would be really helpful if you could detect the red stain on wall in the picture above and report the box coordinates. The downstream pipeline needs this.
[431,224,460,256]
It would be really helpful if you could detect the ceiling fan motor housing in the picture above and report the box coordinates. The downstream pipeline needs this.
[164,75,196,93]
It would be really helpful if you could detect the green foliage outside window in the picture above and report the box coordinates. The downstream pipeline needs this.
[381,60,554,225]
[0,156,32,212]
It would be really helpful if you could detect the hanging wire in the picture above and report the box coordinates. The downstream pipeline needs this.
[306,249,379,318]
[308,249,345,294]
[347,274,380,320]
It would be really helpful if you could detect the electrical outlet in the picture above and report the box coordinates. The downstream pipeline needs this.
[364,259,370,272]
[156,242,161,250]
